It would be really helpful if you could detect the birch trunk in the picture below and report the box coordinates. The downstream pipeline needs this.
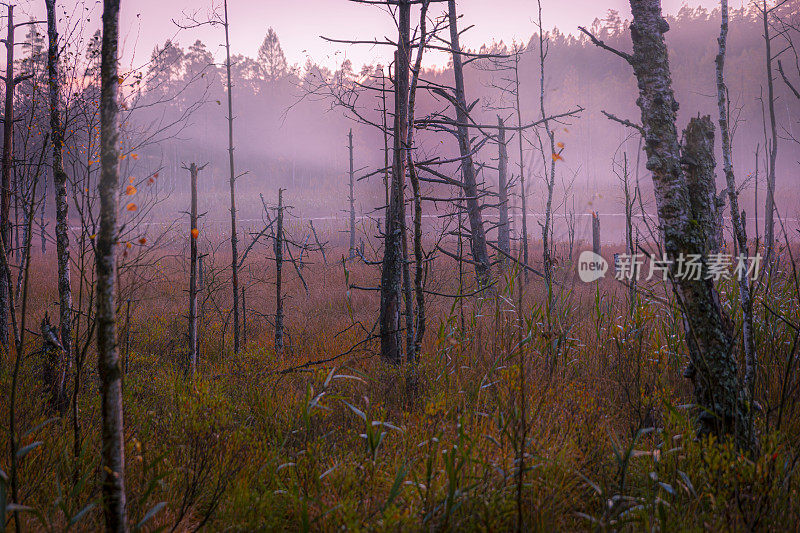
[97,0,128,528]
[625,0,753,450]
[46,0,72,411]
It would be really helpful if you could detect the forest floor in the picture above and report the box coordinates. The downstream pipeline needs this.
[2,242,800,531]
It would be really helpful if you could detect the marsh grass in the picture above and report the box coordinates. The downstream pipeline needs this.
[2,242,799,531]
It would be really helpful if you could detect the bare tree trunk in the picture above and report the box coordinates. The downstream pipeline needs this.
[40,180,47,255]
[46,0,71,411]
[402,203,413,362]
[717,0,756,396]
[592,212,601,257]
[404,0,429,365]
[97,0,128,528]
[348,129,356,257]
[380,2,410,365]
[1,4,17,349]
[381,69,390,208]
[241,286,247,346]
[310,220,327,265]
[537,0,557,287]
[513,51,529,280]
[223,0,240,355]
[275,188,284,353]
[761,0,779,261]
[622,155,637,313]
[623,0,753,450]
[186,162,204,379]
[447,0,491,283]
[497,116,511,260]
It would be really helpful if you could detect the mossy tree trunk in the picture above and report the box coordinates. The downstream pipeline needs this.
[625,0,754,450]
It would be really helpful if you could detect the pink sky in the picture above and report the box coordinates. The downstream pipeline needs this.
[13,0,742,70]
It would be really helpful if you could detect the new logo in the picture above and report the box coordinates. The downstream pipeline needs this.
[578,251,607,282]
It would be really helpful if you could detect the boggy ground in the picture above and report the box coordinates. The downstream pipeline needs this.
[2,240,799,531]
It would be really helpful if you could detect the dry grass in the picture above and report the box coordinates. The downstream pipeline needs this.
[2,239,799,531]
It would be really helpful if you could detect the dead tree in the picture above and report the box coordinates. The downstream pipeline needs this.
[760,0,780,261]
[536,0,559,287]
[582,0,754,450]
[0,2,15,349]
[309,220,327,265]
[405,0,434,364]
[592,211,601,257]
[447,0,491,283]
[497,116,511,259]
[513,49,529,276]
[716,0,755,395]
[348,129,356,257]
[614,149,638,313]
[1,4,36,348]
[223,0,241,354]
[45,0,71,410]
[97,0,128,528]
[185,162,206,380]
[379,0,411,365]
[275,188,284,354]
[241,286,247,346]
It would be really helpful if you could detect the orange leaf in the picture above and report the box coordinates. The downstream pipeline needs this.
[556,142,565,149]
[552,153,564,162]
[126,184,137,195]
[191,228,199,239]
[129,177,134,183]
[153,172,159,179]
[125,242,132,249]
[138,237,147,245]
[126,203,137,211]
